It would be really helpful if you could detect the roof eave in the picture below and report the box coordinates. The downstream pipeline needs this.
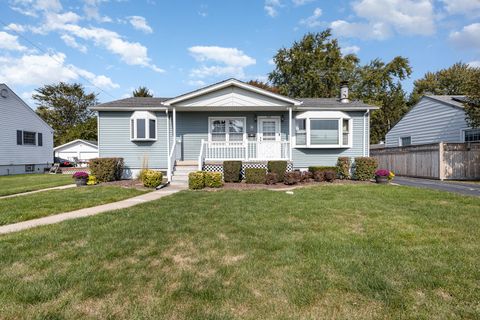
[90,106,168,111]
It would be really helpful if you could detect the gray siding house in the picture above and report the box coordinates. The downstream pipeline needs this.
[91,79,378,180]
[0,84,54,175]
[385,95,479,148]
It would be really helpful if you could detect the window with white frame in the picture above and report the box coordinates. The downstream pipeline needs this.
[209,118,245,142]
[294,111,352,148]
[464,129,480,142]
[400,136,411,146]
[130,111,156,141]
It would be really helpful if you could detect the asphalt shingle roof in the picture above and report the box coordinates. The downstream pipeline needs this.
[425,95,467,108]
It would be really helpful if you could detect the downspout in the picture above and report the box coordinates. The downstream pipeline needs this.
[166,109,170,182]
[288,106,293,161]
[363,110,369,157]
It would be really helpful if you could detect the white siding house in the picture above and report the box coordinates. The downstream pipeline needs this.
[54,139,98,162]
[385,95,479,147]
[0,84,54,175]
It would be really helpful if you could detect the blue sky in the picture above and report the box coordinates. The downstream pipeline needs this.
[1,0,479,107]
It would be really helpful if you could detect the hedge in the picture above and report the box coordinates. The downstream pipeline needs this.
[308,166,337,174]
[284,171,302,185]
[89,158,124,182]
[267,161,287,182]
[245,168,266,184]
[223,161,242,182]
[336,157,351,180]
[142,170,163,188]
[324,171,336,182]
[265,172,278,185]
[205,172,223,188]
[188,171,205,190]
[354,157,378,181]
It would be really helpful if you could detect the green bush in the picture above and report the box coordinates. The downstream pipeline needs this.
[245,168,266,184]
[267,161,287,182]
[284,171,302,185]
[188,171,205,190]
[308,166,337,174]
[265,172,278,185]
[336,157,351,180]
[324,171,336,182]
[313,171,326,182]
[89,158,124,182]
[354,157,378,181]
[142,170,163,188]
[301,171,313,182]
[205,172,223,188]
[223,161,242,182]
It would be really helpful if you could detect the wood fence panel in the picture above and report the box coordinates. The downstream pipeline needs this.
[443,143,480,180]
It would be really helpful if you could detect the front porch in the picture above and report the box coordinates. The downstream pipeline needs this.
[199,140,290,163]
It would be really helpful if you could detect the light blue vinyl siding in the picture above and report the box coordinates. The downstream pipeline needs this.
[292,111,368,168]
[177,111,289,161]
[98,111,168,173]
[385,97,468,147]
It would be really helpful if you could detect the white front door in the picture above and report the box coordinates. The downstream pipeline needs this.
[257,117,281,159]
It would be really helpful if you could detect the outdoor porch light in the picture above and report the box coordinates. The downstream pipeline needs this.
[281,114,285,122]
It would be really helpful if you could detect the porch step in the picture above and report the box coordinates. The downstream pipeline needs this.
[176,160,198,166]
[174,166,198,174]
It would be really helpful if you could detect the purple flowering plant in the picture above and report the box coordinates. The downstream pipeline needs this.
[375,169,390,177]
[72,171,89,179]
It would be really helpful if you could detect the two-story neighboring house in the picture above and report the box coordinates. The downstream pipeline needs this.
[386,95,479,147]
[92,79,378,181]
[0,84,54,175]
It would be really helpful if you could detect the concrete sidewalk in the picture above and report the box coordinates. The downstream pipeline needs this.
[0,184,76,200]
[0,182,187,235]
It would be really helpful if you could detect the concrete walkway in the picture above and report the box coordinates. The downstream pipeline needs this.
[394,176,480,197]
[0,182,187,235]
[0,184,76,200]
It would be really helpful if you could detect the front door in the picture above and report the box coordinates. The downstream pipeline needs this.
[257,117,281,159]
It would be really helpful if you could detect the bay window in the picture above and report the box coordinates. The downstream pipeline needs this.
[294,111,352,148]
[130,111,157,141]
[209,117,245,142]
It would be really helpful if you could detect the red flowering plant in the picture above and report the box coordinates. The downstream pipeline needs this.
[72,171,89,179]
[375,169,395,181]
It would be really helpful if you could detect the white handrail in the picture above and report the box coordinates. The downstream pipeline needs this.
[198,139,206,171]
[167,141,176,182]
[202,140,290,161]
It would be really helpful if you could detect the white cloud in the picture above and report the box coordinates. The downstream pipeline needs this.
[61,34,87,53]
[0,52,118,89]
[292,0,314,6]
[127,16,153,34]
[265,0,282,17]
[188,46,256,79]
[268,58,275,65]
[331,0,435,40]
[0,31,27,51]
[9,0,62,15]
[450,23,480,52]
[187,80,206,87]
[4,23,26,32]
[83,0,111,22]
[442,0,480,17]
[299,7,322,28]
[341,45,360,55]
[468,61,480,68]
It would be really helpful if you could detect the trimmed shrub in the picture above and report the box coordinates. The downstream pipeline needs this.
[284,171,302,185]
[267,161,287,182]
[89,158,124,182]
[142,170,163,188]
[265,172,278,185]
[313,171,326,182]
[301,171,313,182]
[205,172,223,188]
[324,171,336,182]
[189,171,205,190]
[354,157,378,181]
[309,166,337,174]
[223,161,242,182]
[336,157,351,180]
[245,168,266,184]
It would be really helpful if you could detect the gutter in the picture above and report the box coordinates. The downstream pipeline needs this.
[363,110,370,157]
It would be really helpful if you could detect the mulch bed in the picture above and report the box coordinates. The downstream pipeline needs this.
[98,179,152,191]
[208,179,373,191]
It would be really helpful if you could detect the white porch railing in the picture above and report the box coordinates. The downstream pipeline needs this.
[167,140,177,182]
[200,140,290,163]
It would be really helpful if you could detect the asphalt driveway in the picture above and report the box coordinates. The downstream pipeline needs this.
[393,176,480,197]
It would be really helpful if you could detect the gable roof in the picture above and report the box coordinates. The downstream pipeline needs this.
[90,97,169,111]
[424,95,467,109]
[53,139,98,151]
[0,83,54,132]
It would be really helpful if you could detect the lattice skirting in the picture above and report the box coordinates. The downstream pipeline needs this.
[203,162,293,179]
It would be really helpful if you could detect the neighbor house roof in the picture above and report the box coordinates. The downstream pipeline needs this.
[90,97,169,111]
[424,95,467,109]
[53,139,98,151]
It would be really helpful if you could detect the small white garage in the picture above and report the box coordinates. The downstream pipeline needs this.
[54,139,98,162]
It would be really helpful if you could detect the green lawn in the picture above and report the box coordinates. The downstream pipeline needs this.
[0,174,73,196]
[0,185,479,319]
[0,186,147,226]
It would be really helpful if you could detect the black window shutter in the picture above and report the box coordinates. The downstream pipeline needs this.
[38,133,43,146]
[16,130,23,145]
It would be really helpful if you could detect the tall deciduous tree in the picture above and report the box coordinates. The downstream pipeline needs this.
[133,86,153,97]
[246,80,280,94]
[410,62,475,105]
[268,30,359,98]
[464,68,480,128]
[34,82,98,146]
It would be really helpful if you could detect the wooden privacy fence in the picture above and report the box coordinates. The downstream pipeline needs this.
[371,142,480,180]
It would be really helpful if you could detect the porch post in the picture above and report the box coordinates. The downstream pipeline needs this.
[172,107,176,143]
[288,106,293,161]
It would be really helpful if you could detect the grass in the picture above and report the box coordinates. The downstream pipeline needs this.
[0,186,147,226]
[0,185,479,319]
[0,174,73,196]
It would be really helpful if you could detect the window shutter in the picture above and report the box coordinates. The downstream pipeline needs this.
[38,133,43,146]
[17,130,23,145]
